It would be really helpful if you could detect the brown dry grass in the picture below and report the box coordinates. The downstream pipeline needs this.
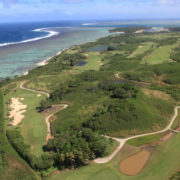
[143,88,173,101]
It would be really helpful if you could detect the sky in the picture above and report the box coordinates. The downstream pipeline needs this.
[0,0,180,22]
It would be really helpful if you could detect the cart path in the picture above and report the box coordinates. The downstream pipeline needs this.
[20,82,68,142]
[20,82,179,164]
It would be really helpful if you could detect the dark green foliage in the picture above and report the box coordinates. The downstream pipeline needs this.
[169,171,180,180]
[0,92,37,179]
[99,81,138,99]
[0,91,5,170]
[79,70,113,82]
[83,89,172,136]
[44,127,109,168]
[157,38,177,46]
[170,46,180,62]
[169,27,180,32]
[6,129,36,168]
[24,52,86,78]
[149,63,180,84]
[34,154,54,171]
[37,99,51,112]
[109,27,148,33]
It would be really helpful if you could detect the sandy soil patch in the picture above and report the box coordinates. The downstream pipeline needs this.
[9,98,27,126]
[119,150,151,176]
[37,94,41,97]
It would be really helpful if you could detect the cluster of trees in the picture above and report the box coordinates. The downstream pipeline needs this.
[157,38,177,46]
[56,53,86,67]
[26,51,86,78]
[6,129,54,171]
[169,171,180,180]
[109,27,148,33]
[44,127,110,168]
[99,81,138,99]
[170,47,180,62]
[6,127,110,175]
[0,91,6,170]
[82,82,139,134]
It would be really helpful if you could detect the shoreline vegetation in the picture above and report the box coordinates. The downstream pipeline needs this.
[1,26,180,179]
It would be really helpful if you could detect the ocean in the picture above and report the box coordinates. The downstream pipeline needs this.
[1,20,180,79]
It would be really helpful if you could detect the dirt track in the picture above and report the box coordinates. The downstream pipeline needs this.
[20,82,68,143]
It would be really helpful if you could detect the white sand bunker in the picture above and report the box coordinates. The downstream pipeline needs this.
[9,98,27,126]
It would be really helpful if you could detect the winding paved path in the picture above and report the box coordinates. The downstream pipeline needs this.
[20,82,68,142]
[94,106,180,164]
[20,81,180,164]
[94,74,180,164]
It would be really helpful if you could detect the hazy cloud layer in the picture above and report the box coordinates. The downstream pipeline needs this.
[0,0,180,22]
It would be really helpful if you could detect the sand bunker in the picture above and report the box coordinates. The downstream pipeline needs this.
[9,98,27,126]
[119,150,151,176]
[37,94,41,97]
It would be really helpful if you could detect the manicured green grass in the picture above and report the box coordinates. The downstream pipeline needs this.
[5,83,47,156]
[141,45,176,65]
[129,42,154,57]
[74,52,102,71]
[47,133,180,180]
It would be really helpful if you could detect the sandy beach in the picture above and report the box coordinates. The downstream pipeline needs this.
[23,50,63,75]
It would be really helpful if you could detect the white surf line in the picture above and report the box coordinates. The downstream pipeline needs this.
[94,106,180,164]
[0,28,59,47]
[20,82,68,142]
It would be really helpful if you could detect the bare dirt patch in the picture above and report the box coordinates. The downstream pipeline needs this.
[119,150,151,176]
[37,94,41,97]
[9,98,27,126]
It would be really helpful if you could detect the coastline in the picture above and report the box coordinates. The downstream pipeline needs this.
[36,50,62,66]
[23,50,63,76]
[22,28,111,77]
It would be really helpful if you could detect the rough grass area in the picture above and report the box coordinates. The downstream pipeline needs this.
[47,134,180,180]
[5,83,47,156]
[25,70,79,92]
[141,45,175,64]
[171,109,180,129]
[127,133,166,146]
